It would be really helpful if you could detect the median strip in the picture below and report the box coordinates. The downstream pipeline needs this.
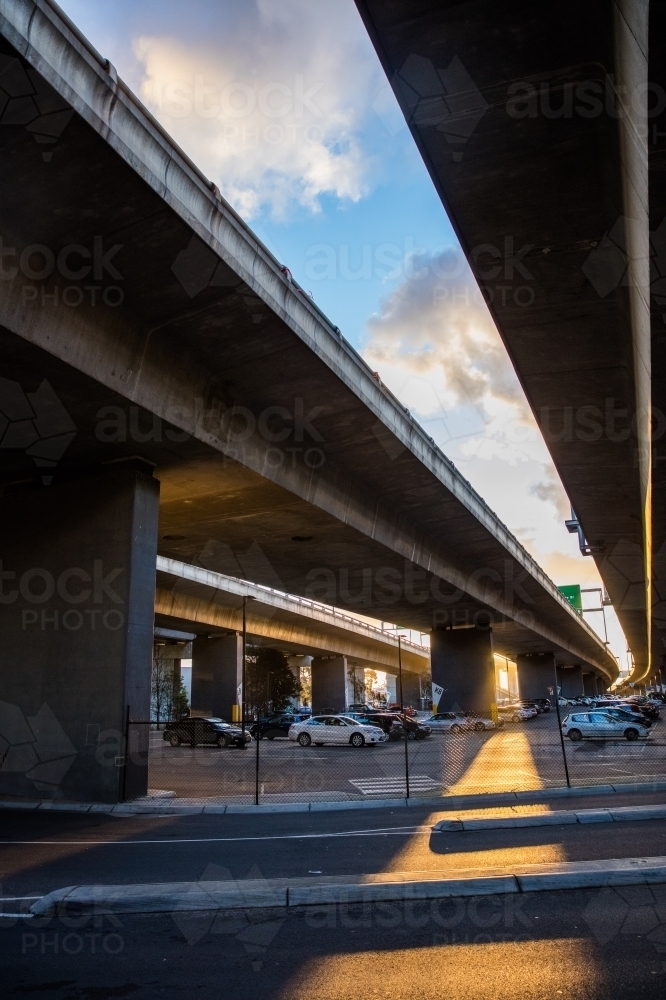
[431,802,666,831]
[25,855,666,918]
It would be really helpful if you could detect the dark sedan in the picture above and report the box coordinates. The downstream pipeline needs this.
[163,717,251,748]
[250,713,306,739]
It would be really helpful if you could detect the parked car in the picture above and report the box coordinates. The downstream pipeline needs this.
[561,711,651,741]
[461,712,498,730]
[347,712,405,741]
[498,704,537,722]
[163,717,251,748]
[603,708,653,728]
[288,715,388,747]
[250,713,305,739]
[427,712,496,733]
[388,703,417,717]
[518,699,547,714]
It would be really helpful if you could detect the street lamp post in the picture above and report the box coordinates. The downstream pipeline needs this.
[241,595,256,741]
[398,634,410,799]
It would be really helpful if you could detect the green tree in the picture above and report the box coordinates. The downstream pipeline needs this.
[246,646,300,716]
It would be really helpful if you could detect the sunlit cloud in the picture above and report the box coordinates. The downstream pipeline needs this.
[133,0,383,219]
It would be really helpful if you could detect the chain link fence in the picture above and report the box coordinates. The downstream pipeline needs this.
[121,701,666,805]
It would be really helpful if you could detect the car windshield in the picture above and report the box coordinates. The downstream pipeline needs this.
[339,717,360,726]
[207,719,231,728]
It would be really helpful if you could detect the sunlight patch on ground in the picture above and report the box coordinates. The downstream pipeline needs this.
[447,730,548,794]
[279,939,602,1000]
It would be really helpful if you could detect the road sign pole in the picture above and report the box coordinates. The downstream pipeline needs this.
[551,668,571,788]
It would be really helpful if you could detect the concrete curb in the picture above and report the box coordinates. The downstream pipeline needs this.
[3,781,666,817]
[432,803,666,832]
[28,856,666,917]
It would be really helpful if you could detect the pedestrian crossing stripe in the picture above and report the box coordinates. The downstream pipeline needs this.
[349,775,442,794]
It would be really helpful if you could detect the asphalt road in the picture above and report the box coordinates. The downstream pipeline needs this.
[2,793,666,897]
[145,714,666,802]
[2,886,666,999]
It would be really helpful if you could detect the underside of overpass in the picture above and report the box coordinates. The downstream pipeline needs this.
[0,1,617,801]
[355,0,655,680]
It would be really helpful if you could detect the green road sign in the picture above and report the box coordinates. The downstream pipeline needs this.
[559,584,583,613]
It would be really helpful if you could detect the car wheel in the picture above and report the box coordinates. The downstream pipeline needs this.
[568,729,582,741]
[512,714,521,722]
[350,732,365,747]
[450,724,462,735]
[625,728,639,741]
[474,722,485,731]
[216,735,230,748]
[297,732,312,747]
[168,734,180,747]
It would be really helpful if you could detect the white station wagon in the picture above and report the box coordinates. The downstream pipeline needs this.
[562,711,651,742]
[288,715,388,747]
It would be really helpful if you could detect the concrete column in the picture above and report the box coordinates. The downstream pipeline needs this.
[399,670,421,709]
[191,634,242,720]
[583,673,597,696]
[516,652,556,701]
[561,665,584,698]
[430,626,495,714]
[385,674,397,704]
[311,656,347,713]
[0,465,159,803]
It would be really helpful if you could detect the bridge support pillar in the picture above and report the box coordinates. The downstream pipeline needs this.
[430,626,495,715]
[583,673,597,696]
[516,652,556,702]
[399,670,421,710]
[561,665,584,698]
[191,634,242,720]
[0,465,159,803]
[311,656,347,713]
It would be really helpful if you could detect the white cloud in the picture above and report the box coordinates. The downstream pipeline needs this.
[133,0,382,219]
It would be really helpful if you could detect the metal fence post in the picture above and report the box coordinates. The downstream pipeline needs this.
[398,635,410,799]
[255,708,260,806]
[120,703,130,802]
[552,669,571,788]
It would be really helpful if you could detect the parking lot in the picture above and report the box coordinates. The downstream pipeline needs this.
[142,712,666,804]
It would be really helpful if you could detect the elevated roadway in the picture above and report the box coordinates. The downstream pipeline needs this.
[355,0,654,679]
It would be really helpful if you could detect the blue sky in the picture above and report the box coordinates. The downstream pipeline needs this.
[57,0,628,670]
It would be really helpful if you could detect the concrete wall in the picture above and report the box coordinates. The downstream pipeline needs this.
[430,627,495,714]
[191,634,242,720]
[0,466,159,803]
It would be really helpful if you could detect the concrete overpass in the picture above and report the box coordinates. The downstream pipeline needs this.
[155,556,430,714]
[355,0,657,680]
[0,1,616,801]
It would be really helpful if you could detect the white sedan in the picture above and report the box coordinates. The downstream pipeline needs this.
[562,711,651,741]
[288,715,387,747]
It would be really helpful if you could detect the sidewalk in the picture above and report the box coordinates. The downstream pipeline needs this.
[3,778,666,817]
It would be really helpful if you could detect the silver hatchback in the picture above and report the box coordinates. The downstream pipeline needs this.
[562,711,650,741]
